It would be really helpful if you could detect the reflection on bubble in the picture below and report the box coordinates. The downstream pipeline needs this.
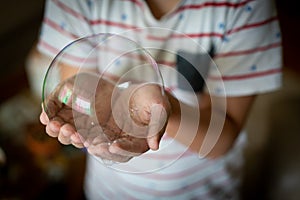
[42,28,226,174]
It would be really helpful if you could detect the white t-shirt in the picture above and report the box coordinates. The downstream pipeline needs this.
[38,0,282,199]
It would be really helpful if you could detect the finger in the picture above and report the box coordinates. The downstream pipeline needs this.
[58,132,71,145]
[147,104,168,150]
[58,123,74,145]
[77,129,89,146]
[60,123,76,137]
[46,125,59,138]
[109,137,149,157]
[71,141,84,148]
[90,132,110,146]
[70,131,84,147]
[77,124,107,148]
[45,119,63,137]
[87,143,132,163]
[40,111,49,125]
[147,132,163,151]
[71,132,84,144]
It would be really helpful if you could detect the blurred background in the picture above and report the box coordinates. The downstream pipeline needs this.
[0,1,86,199]
[0,0,299,199]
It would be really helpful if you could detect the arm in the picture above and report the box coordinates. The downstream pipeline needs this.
[38,42,255,160]
[166,92,256,158]
[39,51,169,162]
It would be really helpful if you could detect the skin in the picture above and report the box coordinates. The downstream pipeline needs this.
[41,64,171,162]
[39,0,256,162]
[40,61,255,162]
[145,0,182,19]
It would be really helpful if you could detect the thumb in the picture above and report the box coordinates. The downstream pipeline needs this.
[147,104,168,150]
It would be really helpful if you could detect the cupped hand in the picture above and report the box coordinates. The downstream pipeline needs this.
[40,72,170,162]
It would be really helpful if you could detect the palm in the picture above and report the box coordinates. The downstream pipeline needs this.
[43,73,170,162]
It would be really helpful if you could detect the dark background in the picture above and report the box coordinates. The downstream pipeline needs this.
[0,0,299,199]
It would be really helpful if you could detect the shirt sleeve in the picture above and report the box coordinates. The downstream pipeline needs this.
[37,0,97,68]
[206,0,282,96]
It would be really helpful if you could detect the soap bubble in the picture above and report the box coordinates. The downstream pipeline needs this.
[42,33,166,164]
[42,28,227,173]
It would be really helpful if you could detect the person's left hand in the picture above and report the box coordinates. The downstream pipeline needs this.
[41,73,170,162]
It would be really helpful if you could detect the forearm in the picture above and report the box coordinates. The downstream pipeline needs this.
[166,92,241,159]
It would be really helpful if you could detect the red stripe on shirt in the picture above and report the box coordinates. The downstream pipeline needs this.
[226,16,279,35]
[54,0,140,30]
[89,19,140,30]
[53,0,89,23]
[157,60,176,67]
[208,68,281,81]
[215,42,281,58]
[175,0,253,13]
[44,17,79,39]
[121,0,144,9]
[147,32,224,41]
[141,149,193,160]
[143,158,215,180]
[119,166,228,197]
[174,33,224,38]
[39,40,61,55]
[39,40,98,63]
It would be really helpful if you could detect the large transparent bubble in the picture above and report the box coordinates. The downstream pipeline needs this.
[42,28,227,174]
[42,33,166,164]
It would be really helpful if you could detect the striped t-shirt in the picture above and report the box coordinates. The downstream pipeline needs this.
[37,0,282,199]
